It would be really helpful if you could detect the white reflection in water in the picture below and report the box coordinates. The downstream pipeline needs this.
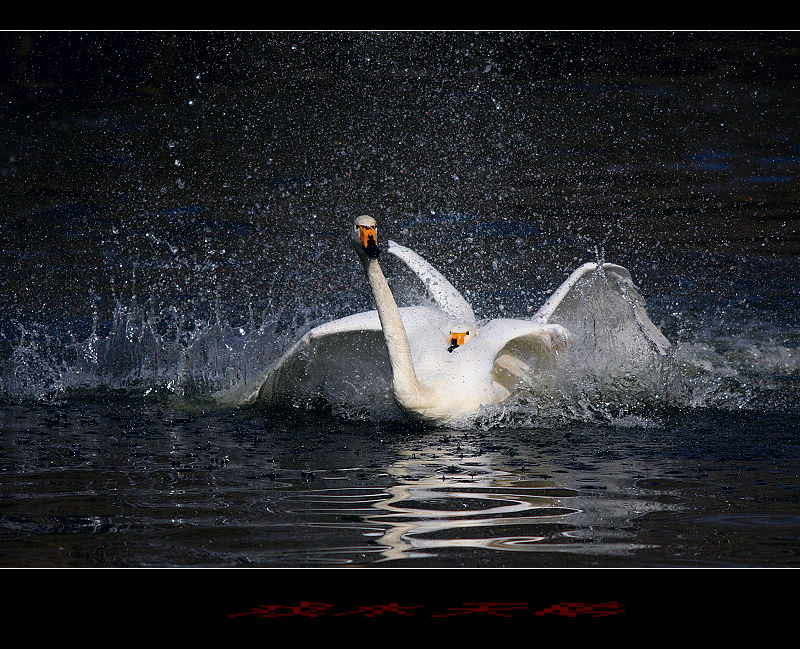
[361,442,583,562]
[284,430,681,564]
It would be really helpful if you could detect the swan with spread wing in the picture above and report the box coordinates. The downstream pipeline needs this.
[217,215,670,426]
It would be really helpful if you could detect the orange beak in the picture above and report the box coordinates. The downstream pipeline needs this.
[359,225,377,249]
[448,331,469,352]
[358,225,380,258]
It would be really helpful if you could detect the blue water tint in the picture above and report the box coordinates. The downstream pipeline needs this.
[757,156,800,165]
[745,175,793,183]
[687,152,733,172]
[687,152,733,161]
[694,161,730,171]
[404,213,543,238]
[37,204,105,221]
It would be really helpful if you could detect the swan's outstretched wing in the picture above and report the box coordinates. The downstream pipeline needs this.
[534,262,601,323]
[212,310,384,408]
[214,306,439,416]
[533,262,671,355]
[387,240,476,327]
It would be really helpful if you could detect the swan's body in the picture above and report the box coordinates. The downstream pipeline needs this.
[217,216,671,426]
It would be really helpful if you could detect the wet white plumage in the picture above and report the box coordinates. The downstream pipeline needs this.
[216,216,670,426]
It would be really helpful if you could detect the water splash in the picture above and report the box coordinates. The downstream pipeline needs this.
[0,297,310,405]
[0,258,795,425]
[472,268,690,429]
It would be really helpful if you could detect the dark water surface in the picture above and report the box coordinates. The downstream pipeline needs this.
[1,32,799,579]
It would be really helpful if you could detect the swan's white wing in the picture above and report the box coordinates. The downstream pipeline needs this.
[213,310,385,408]
[387,240,476,327]
[533,262,599,324]
[255,324,393,415]
[460,318,573,395]
[534,262,671,356]
[214,306,441,416]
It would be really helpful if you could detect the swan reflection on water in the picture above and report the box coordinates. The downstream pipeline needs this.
[363,445,583,562]
[289,430,667,564]
[211,215,679,562]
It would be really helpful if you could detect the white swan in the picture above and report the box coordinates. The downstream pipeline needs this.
[217,215,670,426]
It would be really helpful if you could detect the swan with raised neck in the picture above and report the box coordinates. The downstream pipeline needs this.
[351,215,431,419]
[236,215,672,428]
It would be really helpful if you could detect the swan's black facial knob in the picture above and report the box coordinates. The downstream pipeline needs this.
[365,234,381,259]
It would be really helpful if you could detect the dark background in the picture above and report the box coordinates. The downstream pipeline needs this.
[3,31,800,92]
[1,29,796,632]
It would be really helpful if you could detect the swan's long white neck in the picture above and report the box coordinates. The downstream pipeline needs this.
[362,256,423,410]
